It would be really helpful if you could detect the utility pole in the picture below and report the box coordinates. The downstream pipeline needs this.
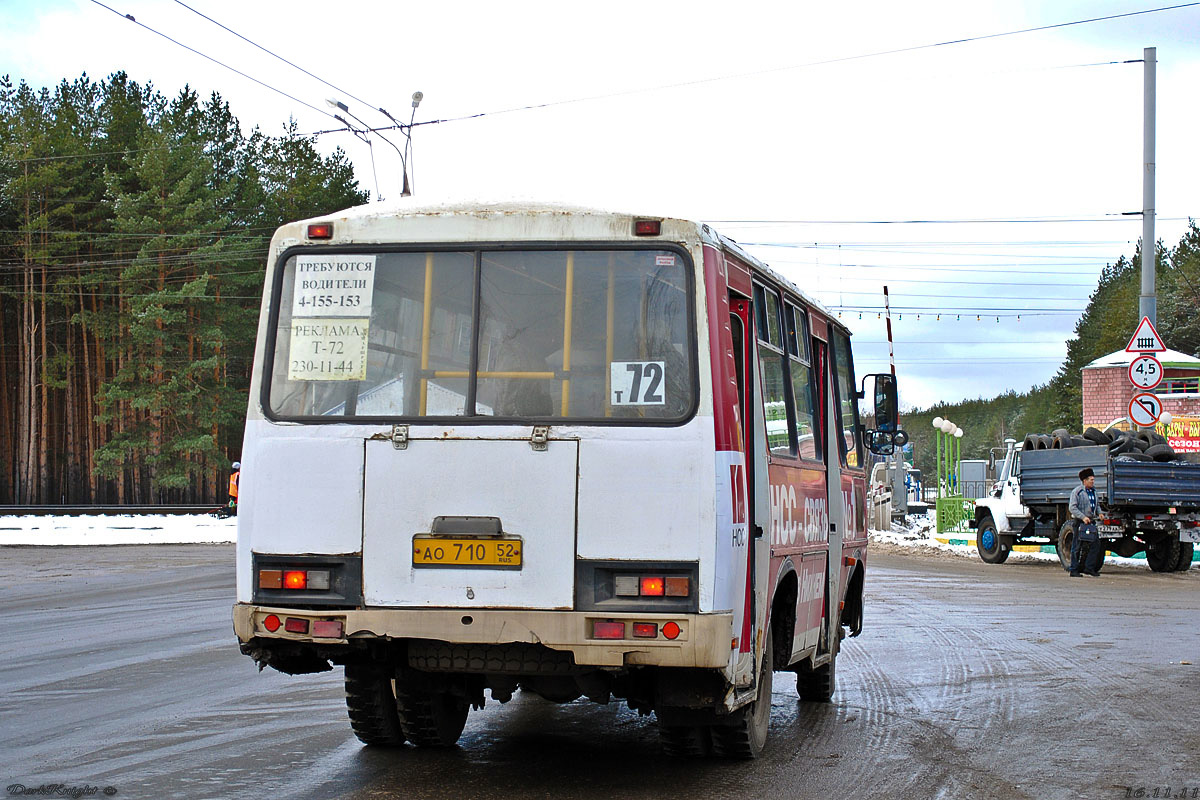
[1140,46,1157,325]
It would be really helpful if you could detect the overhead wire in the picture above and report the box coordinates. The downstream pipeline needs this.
[170,0,389,117]
[404,3,1199,128]
[85,0,341,123]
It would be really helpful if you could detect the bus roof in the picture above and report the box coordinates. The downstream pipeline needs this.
[285,199,848,337]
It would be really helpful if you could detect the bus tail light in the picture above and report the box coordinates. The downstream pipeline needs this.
[271,569,331,591]
[664,577,689,597]
[593,621,625,639]
[312,620,344,639]
[662,621,681,640]
[640,576,665,596]
[633,219,661,236]
[262,614,281,632]
[614,576,639,597]
[284,617,309,634]
[632,622,658,638]
[307,222,333,239]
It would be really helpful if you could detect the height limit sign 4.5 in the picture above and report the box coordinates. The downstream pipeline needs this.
[1128,354,1163,390]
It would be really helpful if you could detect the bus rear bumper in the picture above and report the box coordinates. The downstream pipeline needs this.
[233,603,734,669]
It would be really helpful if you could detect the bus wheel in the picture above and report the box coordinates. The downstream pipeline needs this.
[976,517,1010,564]
[659,723,713,757]
[712,630,772,759]
[344,662,405,747]
[796,636,837,703]
[395,672,469,747]
[1175,541,1195,571]
[1056,522,1074,571]
[1146,536,1181,573]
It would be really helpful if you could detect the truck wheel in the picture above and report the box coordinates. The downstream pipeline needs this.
[1056,521,1074,571]
[712,630,773,758]
[976,517,1010,564]
[659,723,713,757]
[344,662,406,747]
[395,673,470,747]
[1146,536,1182,573]
[1175,541,1195,571]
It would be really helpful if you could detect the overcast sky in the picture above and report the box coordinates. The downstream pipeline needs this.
[4,0,1198,410]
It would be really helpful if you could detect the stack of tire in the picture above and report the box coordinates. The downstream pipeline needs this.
[1021,427,1193,572]
[1021,427,1178,462]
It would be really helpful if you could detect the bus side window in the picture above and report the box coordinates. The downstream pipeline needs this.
[752,283,794,457]
[785,303,821,462]
[730,312,745,415]
[830,330,863,468]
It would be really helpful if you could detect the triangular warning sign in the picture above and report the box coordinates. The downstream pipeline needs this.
[1125,316,1166,353]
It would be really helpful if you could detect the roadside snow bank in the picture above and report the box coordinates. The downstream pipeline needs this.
[0,514,236,546]
[869,517,1155,570]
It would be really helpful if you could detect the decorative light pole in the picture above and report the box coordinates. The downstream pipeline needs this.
[932,417,967,533]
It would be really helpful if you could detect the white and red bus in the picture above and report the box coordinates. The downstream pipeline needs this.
[233,202,902,758]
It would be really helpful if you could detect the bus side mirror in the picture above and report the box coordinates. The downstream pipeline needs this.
[873,373,898,431]
[863,373,906,456]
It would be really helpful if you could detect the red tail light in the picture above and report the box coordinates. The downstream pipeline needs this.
[284,617,309,634]
[283,570,307,590]
[633,219,661,236]
[312,620,344,638]
[262,614,281,632]
[661,621,681,640]
[593,621,625,639]
[632,622,658,638]
[307,223,333,239]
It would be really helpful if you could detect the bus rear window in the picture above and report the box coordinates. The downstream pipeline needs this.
[266,248,695,422]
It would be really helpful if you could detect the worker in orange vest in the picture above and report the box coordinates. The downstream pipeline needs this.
[227,461,241,516]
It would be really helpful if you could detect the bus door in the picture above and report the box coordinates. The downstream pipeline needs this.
[815,333,844,658]
[728,292,766,686]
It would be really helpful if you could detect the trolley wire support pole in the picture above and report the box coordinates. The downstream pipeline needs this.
[1140,46,1157,326]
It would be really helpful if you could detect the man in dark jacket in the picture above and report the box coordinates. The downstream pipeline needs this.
[1067,467,1102,577]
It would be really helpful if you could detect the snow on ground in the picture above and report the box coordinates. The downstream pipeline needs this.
[870,515,1156,570]
[0,514,236,546]
[0,512,1171,569]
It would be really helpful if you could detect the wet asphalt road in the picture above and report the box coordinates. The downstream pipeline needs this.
[0,544,1197,800]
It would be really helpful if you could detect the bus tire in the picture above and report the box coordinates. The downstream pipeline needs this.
[659,724,713,757]
[344,662,406,747]
[796,636,838,703]
[976,516,1010,564]
[712,630,772,759]
[1174,541,1195,571]
[395,672,469,747]
[1146,536,1181,573]
[1056,521,1074,571]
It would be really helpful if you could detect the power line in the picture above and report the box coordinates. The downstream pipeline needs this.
[715,216,1155,225]
[407,3,1199,128]
[170,0,390,120]
[748,243,1130,259]
[86,0,341,124]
